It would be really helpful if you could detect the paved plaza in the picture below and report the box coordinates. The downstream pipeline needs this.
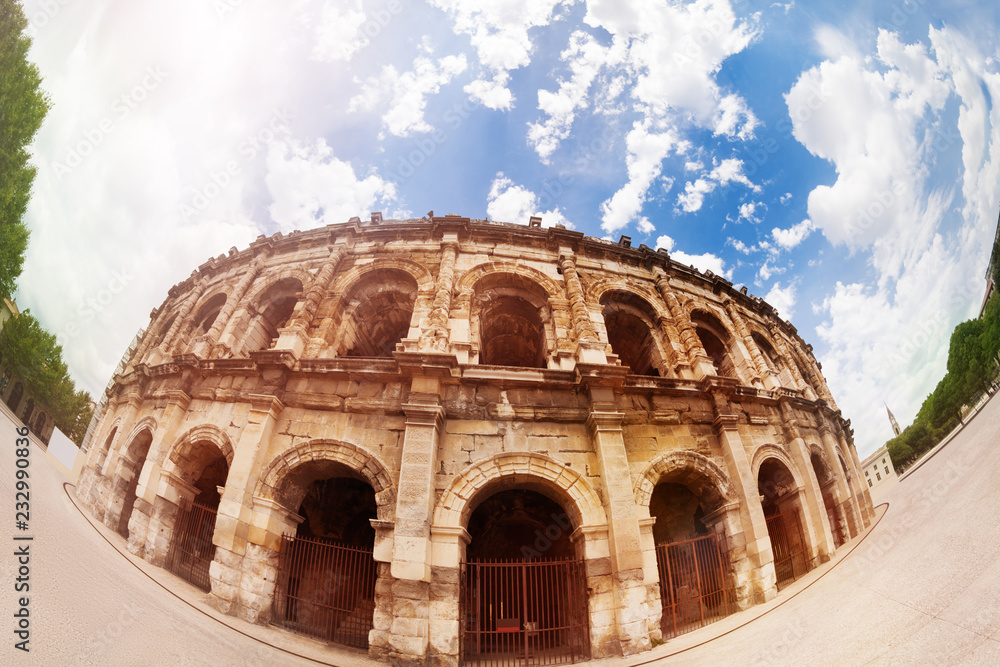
[2,393,1000,665]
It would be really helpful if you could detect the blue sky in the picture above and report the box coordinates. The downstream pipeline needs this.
[15,0,1000,457]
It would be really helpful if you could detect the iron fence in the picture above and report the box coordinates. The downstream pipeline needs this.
[462,558,590,666]
[166,501,217,592]
[273,534,377,649]
[654,533,737,639]
[765,508,808,588]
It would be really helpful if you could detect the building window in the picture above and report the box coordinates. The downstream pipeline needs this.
[0,370,8,394]
[868,479,873,487]
[876,472,881,481]
[865,470,869,477]
[885,466,890,475]
[882,457,886,464]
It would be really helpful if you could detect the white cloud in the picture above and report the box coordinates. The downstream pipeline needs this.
[771,219,814,250]
[600,119,678,232]
[636,217,655,235]
[430,0,567,110]
[311,0,367,62]
[486,172,573,228]
[528,31,623,161]
[757,261,786,282]
[676,158,759,213]
[266,138,397,231]
[738,201,761,223]
[672,250,733,280]
[655,235,675,252]
[780,192,793,204]
[349,54,468,137]
[764,282,797,318]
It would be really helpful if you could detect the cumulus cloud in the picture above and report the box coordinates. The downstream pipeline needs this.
[771,219,814,249]
[266,138,397,231]
[765,282,797,318]
[790,26,1000,454]
[655,234,732,279]
[311,0,368,62]
[600,119,678,232]
[676,158,759,213]
[528,31,624,161]
[486,172,573,228]
[430,0,567,110]
[349,54,468,137]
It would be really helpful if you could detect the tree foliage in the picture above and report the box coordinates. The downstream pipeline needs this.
[0,310,92,444]
[0,0,50,298]
[886,292,1000,471]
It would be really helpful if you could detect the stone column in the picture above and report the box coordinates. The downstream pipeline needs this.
[184,257,265,357]
[769,327,813,397]
[209,394,284,620]
[843,435,875,525]
[144,472,200,566]
[132,390,192,560]
[420,237,459,352]
[819,422,860,538]
[381,376,445,663]
[558,251,608,367]
[780,402,833,565]
[710,394,776,604]
[586,385,652,656]
[724,301,778,389]
[158,276,207,356]
[651,266,713,378]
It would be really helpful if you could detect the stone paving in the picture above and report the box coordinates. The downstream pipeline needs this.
[2,392,999,665]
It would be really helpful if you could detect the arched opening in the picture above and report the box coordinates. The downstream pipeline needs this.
[242,278,303,354]
[96,426,117,470]
[757,458,808,588]
[752,332,787,382]
[600,291,666,377]
[648,473,736,638]
[272,459,378,650]
[810,452,844,549]
[165,441,231,591]
[192,293,228,339]
[21,397,34,424]
[153,315,177,349]
[33,411,46,435]
[473,274,550,369]
[691,312,737,379]
[335,269,418,358]
[115,429,153,539]
[6,382,23,411]
[463,488,589,665]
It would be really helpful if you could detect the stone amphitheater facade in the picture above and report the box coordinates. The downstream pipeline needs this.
[75,214,874,665]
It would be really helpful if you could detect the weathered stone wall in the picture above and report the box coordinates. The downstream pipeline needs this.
[76,216,872,665]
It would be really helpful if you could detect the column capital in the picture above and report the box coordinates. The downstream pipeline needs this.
[248,394,284,419]
[586,410,624,436]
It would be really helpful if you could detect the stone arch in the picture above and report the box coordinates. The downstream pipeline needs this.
[809,445,834,485]
[634,450,735,511]
[455,261,564,303]
[326,266,422,358]
[585,279,667,318]
[165,424,236,478]
[255,439,396,521]
[328,257,435,297]
[432,452,607,531]
[21,397,34,423]
[5,381,23,411]
[121,416,158,455]
[190,291,229,336]
[241,266,314,309]
[599,288,671,376]
[237,275,306,355]
[467,270,557,368]
[690,308,743,381]
[750,444,804,489]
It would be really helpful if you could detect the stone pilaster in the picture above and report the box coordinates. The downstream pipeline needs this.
[780,401,833,565]
[160,275,207,355]
[819,421,861,538]
[711,396,776,604]
[209,394,284,619]
[724,301,778,389]
[586,387,652,656]
[420,236,459,352]
[651,266,713,378]
[381,377,445,663]
[768,326,813,397]
[143,472,200,566]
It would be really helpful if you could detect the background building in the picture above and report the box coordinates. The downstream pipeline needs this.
[0,297,55,444]
[860,445,899,503]
[75,216,874,666]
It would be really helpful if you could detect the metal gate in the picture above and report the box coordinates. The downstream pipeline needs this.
[461,558,590,666]
[166,501,218,591]
[655,533,736,639]
[765,508,808,588]
[273,535,377,649]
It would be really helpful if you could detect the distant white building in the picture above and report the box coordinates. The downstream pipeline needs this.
[861,445,899,502]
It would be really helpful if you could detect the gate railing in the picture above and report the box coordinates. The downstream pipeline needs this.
[462,558,590,666]
[765,508,808,588]
[273,534,377,649]
[166,501,218,592]
[654,533,736,640]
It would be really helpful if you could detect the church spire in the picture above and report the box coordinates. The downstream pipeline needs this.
[885,403,901,436]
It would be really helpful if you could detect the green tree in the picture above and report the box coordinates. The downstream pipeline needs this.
[0,0,50,298]
[0,310,92,443]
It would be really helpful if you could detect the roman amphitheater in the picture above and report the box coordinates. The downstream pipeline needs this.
[75,214,874,666]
